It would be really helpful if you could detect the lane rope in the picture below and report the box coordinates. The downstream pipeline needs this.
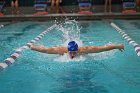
[0,24,57,71]
[110,22,140,57]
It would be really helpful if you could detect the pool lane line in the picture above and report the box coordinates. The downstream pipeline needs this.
[0,24,57,71]
[110,22,140,57]
[0,22,17,29]
[0,22,14,28]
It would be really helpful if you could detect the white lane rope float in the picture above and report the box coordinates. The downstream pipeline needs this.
[110,22,140,57]
[0,22,14,29]
[0,24,58,71]
[0,24,4,28]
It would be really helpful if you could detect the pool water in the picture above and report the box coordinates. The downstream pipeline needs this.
[0,20,140,93]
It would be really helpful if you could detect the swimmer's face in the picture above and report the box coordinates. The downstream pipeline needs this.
[68,51,78,59]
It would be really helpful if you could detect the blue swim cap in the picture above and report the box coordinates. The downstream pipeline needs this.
[68,41,78,51]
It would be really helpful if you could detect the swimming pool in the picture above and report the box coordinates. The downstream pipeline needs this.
[0,20,140,93]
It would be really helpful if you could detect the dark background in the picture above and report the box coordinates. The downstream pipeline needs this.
[5,0,122,6]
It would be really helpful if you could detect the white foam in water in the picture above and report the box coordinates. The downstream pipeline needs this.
[54,53,86,62]
[88,50,117,60]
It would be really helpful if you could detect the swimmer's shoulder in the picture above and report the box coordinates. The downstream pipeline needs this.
[52,46,68,53]
[78,46,93,54]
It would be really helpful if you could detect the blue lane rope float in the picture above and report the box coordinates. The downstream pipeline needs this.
[0,24,57,71]
[110,22,140,57]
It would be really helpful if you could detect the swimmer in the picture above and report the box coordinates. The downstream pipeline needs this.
[30,41,124,59]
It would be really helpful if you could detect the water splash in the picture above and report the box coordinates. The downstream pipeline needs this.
[57,20,83,47]
[54,53,86,62]
[54,20,85,62]
[88,50,117,60]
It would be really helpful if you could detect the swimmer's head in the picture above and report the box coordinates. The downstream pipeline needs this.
[68,41,78,52]
[68,41,78,59]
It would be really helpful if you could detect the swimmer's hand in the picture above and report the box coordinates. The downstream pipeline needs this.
[28,44,34,49]
[118,44,124,52]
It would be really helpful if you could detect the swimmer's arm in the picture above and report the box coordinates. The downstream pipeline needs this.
[30,45,49,53]
[30,45,67,54]
[79,44,124,53]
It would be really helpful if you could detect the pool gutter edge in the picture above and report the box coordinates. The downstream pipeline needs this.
[0,13,140,22]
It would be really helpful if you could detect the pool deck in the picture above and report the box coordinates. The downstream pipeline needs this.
[0,13,140,22]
